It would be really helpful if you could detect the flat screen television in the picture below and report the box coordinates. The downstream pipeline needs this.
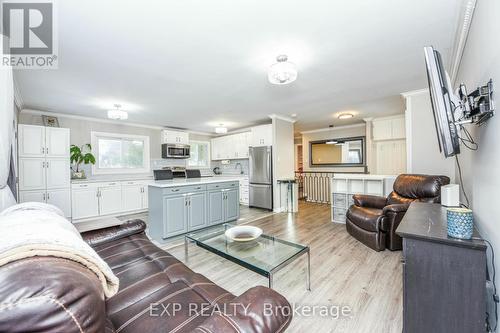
[424,46,461,157]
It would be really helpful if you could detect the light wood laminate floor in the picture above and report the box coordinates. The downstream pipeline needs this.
[163,201,403,333]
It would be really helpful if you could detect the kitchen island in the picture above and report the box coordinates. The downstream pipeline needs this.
[148,177,241,241]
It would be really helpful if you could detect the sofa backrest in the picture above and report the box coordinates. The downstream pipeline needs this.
[387,174,450,205]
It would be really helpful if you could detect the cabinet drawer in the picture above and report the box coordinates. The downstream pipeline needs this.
[207,182,238,191]
[332,193,347,207]
[162,185,206,195]
[332,207,347,223]
[71,182,100,189]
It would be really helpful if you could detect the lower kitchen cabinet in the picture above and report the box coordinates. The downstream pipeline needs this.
[72,186,99,220]
[163,195,188,238]
[19,188,71,218]
[224,188,239,221]
[122,184,144,212]
[98,185,122,216]
[148,181,240,241]
[188,192,207,230]
[208,190,224,225]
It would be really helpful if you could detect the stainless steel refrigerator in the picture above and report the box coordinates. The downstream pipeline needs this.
[249,146,273,210]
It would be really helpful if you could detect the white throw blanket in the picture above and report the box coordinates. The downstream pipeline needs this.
[0,202,119,297]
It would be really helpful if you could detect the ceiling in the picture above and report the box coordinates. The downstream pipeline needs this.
[14,0,466,133]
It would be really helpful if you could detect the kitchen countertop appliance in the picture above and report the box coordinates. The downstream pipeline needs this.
[249,146,273,210]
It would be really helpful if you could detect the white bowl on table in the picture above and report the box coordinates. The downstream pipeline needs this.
[225,226,263,242]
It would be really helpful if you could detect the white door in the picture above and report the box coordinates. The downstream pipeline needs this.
[372,120,392,141]
[47,189,71,218]
[46,127,70,158]
[46,159,70,189]
[19,158,46,190]
[71,188,99,219]
[99,185,122,215]
[122,184,143,212]
[19,190,46,203]
[391,117,406,139]
[18,125,45,157]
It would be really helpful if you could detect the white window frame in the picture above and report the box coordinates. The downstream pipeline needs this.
[187,140,211,169]
[91,131,150,175]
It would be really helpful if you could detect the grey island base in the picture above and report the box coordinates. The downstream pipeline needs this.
[148,177,241,241]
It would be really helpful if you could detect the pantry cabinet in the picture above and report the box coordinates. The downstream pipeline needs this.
[251,124,272,147]
[211,131,252,160]
[372,115,406,141]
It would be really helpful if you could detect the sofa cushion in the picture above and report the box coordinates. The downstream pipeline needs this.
[346,205,384,232]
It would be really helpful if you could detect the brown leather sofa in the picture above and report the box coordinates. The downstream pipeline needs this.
[0,220,292,332]
[346,174,450,251]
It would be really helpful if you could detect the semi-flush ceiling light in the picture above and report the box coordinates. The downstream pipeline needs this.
[268,55,298,85]
[215,124,227,134]
[338,113,354,120]
[107,104,128,120]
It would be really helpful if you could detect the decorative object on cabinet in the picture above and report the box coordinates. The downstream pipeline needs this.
[41,115,59,127]
[18,124,71,218]
[446,207,474,239]
[70,144,96,179]
[225,225,263,242]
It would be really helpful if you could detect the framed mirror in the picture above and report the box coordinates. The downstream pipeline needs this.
[309,136,365,166]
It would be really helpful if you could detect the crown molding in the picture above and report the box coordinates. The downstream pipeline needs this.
[300,123,365,134]
[20,108,214,136]
[449,0,477,84]
[268,114,296,123]
[401,88,428,98]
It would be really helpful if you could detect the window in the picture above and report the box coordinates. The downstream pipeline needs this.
[91,131,150,174]
[188,141,210,168]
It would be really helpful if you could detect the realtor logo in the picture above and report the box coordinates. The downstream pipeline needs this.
[1,0,58,69]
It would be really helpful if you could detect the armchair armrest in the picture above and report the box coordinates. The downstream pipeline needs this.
[195,286,292,333]
[353,194,387,209]
[382,203,410,215]
[81,219,146,247]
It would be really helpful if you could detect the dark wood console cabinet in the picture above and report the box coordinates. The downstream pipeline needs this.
[396,202,487,333]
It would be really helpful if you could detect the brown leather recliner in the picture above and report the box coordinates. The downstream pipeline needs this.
[346,174,450,251]
[0,220,292,332]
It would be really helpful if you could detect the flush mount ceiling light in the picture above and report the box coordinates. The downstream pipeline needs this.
[338,113,354,120]
[107,104,128,120]
[215,124,228,134]
[268,55,298,85]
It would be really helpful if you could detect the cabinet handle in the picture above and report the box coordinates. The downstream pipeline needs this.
[46,148,49,154]
[47,193,50,200]
[41,147,44,154]
[185,199,188,206]
[172,188,180,192]
[42,193,46,201]
[46,161,49,168]
[196,187,201,189]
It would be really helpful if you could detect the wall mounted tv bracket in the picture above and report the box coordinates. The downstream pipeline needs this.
[455,79,494,126]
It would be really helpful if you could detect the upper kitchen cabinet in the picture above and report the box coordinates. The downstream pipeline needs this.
[211,131,251,160]
[251,124,272,147]
[372,115,406,141]
[18,124,70,158]
[162,130,189,144]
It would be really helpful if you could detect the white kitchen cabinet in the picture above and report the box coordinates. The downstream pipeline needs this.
[19,158,46,190]
[122,184,143,212]
[47,189,72,217]
[99,184,122,215]
[46,127,70,158]
[375,141,407,175]
[46,159,71,189]
[72,185,99,220]
[251,124,272,147]
[239,177,249,205]
[19,190,46,203]
[18,124,45,157]
[162,130,189,144]
[372,115,406,141]
[211,131,252,161]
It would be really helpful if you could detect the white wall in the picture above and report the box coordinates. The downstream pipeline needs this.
[272,118,295,211]
[403,90,455,180]
[454,0,500,299]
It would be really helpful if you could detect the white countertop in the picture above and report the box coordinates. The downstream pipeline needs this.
[149,176,243,188]
[332,174,396,180]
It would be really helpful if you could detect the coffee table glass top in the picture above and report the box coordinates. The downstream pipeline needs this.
[186,224,308,276]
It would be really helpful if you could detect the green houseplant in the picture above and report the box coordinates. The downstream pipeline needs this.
[70,144,96,179]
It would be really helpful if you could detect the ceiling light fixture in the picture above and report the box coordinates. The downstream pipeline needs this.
[268,55,298,85]
[215,124,228,134]
[107,104,128,120]
[338,113,354,120]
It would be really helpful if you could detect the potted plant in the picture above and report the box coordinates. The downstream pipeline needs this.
[70,144,96,179]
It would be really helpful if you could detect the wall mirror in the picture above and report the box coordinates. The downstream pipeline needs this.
[310,136,365,166]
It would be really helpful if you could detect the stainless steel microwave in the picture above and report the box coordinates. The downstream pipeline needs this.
[162,144,190,159]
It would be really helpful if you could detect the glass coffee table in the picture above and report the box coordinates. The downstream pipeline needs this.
[185,224,311,290]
